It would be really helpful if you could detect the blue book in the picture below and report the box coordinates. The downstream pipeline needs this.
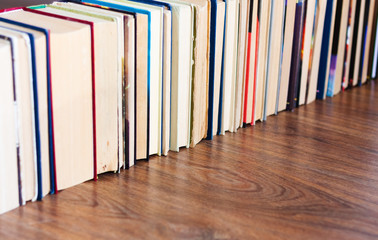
[317,0,333,99]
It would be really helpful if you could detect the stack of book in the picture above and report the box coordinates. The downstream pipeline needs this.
[0,0,377,215]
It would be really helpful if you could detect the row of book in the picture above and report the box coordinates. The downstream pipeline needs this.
[0,0,377,214]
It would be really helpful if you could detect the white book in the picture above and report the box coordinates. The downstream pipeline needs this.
[0,39,20,214]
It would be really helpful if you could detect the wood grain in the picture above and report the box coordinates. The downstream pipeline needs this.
[0,81,376,239]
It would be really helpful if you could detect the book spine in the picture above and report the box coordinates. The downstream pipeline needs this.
[275,0,287,115]
[207,0,219,139]
[317,0,334,98]
[243,0,254,125]
[251,0,260,124]
[348,0,362,86]
[327,0,343,97]
[305,0,319,104]
[372,17,378,78]
[262,0,274,121]
[357,0,371,85]
[287,0,305,111]
[341,0,353,91]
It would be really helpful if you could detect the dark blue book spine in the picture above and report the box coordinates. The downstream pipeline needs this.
[207,0,219,139]
[287,0,305,110]
[217,0,227,135]
[317,0,334,99]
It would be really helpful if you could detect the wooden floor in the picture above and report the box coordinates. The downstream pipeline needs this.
[0,81,377,239]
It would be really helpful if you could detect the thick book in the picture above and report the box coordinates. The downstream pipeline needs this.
[1,9,94,192]
[32,4,121,175]
[79,1,148,162]
[59,2,137,168]
[0,15,57,195]
[111,0,163,157]
[0,20,52,199]
[0,27,38,203]
[0,37,21,214]
[125,0,172,156]
[80,0,156,161]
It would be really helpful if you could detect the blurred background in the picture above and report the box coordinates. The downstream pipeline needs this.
[0,0,55,9]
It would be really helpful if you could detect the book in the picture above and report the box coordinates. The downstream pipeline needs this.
[305,0,327,104]
[360,0,376,85]
[274,0,287,114]
[367,0,378,79]
[277,0,296,112]
[162,6,171,156]
[207,0,225,139]
[263,0,285,119]
[254,0,270,120]
[1,9,94,191]
[234,0,248,130]
[326,0,348,97]
[0,37,21,214]
[349,0,366,86]
[0,20,52,199]
[371,8,378,79]
[0,27,38,202]
[341,0,357,90]
[182,0,209,148]
[125,0,172,156]
[115,0,163,156]
[127,0,172,156]
[317,0,337,99]
[218,0,238,134]
[80,0,158,160]
[287,0,306,110]
[298,0,317,104]
[243,0,258,124]
[79,1,149,161]
[59,1,137,168]
[32,4,121,175]
[157,0,192,151]
[331,0,350,94]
